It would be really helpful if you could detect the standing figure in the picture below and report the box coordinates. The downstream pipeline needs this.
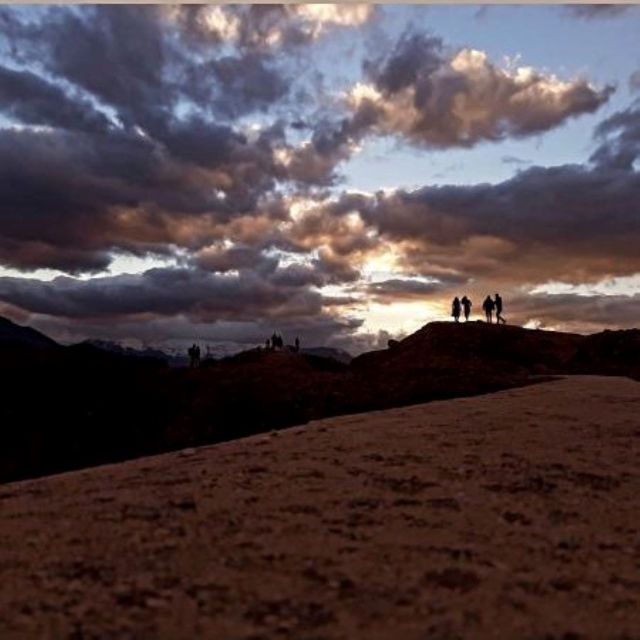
[188,343,200,368]
[482,296,495,324]
[461,295,472,321]
[495,293,506,324]
[294,336,300,353]
[451,296,461,323]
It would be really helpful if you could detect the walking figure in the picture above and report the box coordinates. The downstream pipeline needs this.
[461,295,472,321]
[495,293,506,324]
[482,296,495,324]
[451,296,461,323]
[294,336,300,353]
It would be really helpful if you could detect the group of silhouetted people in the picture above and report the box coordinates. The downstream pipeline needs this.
[452,294,506,324]
[188,343,201,368]
[266,332,284,350]
[451,295,473,322]
[265,333,301,352]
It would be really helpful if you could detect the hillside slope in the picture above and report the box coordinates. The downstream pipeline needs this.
[1,317,639,483]
[0,376,638,639]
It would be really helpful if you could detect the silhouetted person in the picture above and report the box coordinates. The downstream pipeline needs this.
[482,296,495,324]
[495,293,506,324]
[461,295,472,321]
[271,331,279,350]
[451,296,461,322]
[265,338,271,351]
[188,343,200,368]
[294,336,300,353]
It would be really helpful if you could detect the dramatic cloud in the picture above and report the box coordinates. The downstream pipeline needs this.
[0,6,375,274]
[508,291,640,333]
[590,103,640,171]
[175,4,375,51]
[346,32,613,148]
[0,125,283,272]
[0,5,637,347]
[0,266,328,320]
[326,161,640,286]
[0,65,111,133]
[366,278,453,301]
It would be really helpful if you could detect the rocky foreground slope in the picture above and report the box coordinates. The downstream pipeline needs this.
[0,376,638,639]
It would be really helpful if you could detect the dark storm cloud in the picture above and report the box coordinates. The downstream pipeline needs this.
[2,6,170,126]
[280,119,358,186]
[0,65,110,133]
[508,292,640,332]
[366,278,447,300]
[195,245,279,276]
[347,31,613,148]
[0,126,233,271]
[309,157,640,286]
[312,250,361,285]
[2,5,295,126]
[0,266,326,320]
[183,53,290,119]
[590,103,640,171]
[0,5,370,273]
[365,32,444,95]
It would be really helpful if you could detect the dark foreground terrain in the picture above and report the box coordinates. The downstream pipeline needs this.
[1,316,639,483]
[0,377,638,639]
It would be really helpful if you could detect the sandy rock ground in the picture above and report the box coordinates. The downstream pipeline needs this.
[0,376,638,640]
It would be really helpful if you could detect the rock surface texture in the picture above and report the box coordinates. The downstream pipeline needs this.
[0,376,638,639]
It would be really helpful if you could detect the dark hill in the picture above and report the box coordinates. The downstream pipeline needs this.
[349,322,583,412]
[569,329,640,380]
[353,321,583,375]
[301,346,353,364]
[0,316,59,350]
[0,317,638,483]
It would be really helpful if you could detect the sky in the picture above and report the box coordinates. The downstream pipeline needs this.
[0,3,639,354]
